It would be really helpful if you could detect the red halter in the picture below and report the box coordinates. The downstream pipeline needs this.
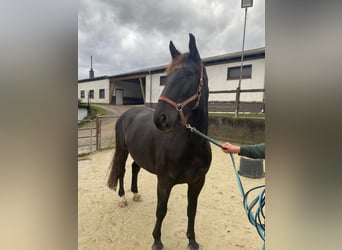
[158,64,204,125]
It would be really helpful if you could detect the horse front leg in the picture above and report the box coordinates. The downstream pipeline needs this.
[152,177,173,250]
[187,176,205,250]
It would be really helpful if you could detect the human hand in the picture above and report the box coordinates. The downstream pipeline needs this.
[221,142,240,154]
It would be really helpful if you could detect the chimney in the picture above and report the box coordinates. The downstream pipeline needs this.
[89,56,94,79]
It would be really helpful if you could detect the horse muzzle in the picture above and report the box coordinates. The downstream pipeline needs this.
[153,103,178,132]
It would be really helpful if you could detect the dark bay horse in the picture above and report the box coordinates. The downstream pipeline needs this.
[107,33,212,250]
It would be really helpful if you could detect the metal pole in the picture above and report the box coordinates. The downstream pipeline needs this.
[235,7,248,117]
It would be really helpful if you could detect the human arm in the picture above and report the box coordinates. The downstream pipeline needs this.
[222,142,265,159]
[239,143,265,159]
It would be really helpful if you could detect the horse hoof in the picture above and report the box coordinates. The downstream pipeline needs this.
[118,197,128,207]
[188,240,199,250]
[133,193,142,202]
[118,200,128,207]
[151,241,163,250]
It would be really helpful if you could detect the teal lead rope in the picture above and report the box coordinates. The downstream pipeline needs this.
[186,124,265,249]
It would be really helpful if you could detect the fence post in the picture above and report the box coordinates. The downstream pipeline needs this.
[90,124,93,152]
[99,119,102,150]
[235,87,241,117]
[96,117,99,150]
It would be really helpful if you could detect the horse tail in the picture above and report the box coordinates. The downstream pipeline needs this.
[106,151,120,191]
[106,118,128,191]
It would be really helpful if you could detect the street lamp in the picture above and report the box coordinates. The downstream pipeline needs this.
[241,0,253,8]
[235,0,253,117]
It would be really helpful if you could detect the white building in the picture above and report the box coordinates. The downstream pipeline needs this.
[78,47,265,112]
[78,76,110,104]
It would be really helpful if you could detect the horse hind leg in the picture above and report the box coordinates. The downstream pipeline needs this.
[118,163,128,207]
[131,161,142,202]
[107,147,129,207]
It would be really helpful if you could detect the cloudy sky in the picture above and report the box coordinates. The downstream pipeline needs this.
[78,0,265,80]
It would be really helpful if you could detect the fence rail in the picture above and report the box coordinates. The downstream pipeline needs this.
[78,115,120,154]
[78,120,96,154]
[209,88,265,94]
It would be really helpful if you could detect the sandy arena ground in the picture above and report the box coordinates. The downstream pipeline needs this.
[78,143,265,250]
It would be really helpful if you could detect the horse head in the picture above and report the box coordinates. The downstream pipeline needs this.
[154,33,207,132]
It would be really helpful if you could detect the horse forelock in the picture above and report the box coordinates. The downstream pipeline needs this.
[166,53,189,75]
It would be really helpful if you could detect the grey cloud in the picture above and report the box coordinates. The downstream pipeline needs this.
[78,0,264,79]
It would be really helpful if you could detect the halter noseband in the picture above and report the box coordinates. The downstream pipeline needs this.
[158,64,204,125]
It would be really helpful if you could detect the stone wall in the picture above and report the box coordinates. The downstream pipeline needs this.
[208,116,265,144]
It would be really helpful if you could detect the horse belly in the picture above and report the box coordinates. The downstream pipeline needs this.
[128,147,157,174]
[126,127,157,174]
[118,107,158,174]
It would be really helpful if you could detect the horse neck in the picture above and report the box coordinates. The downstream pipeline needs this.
[191,68,209,134]
[187,92,209,135]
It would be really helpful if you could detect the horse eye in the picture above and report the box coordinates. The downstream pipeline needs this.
[185,71,193,77]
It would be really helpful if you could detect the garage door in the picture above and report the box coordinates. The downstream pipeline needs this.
[115,89,123,105]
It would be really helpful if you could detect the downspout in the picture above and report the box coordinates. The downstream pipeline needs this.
[139,77,145,104]
[149,70,152,108]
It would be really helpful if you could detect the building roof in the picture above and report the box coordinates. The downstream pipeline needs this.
[202,47,265,65]
[78,47,265,82]
[78,75,109,83]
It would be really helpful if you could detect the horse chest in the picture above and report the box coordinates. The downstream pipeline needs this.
[169,152,211,184]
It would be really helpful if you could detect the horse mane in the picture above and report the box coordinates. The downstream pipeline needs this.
[166,53,189,75]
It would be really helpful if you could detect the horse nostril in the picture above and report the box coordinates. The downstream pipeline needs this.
[160,113,167,123]
[154,112,169,130]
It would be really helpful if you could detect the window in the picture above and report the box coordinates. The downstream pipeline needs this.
[89,90,94,99]
[99,89,105,99]
[80,90,85,98]
[160,76,167,86]
[227,65,252,80]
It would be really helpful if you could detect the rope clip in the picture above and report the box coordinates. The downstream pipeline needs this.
[185,123,195,132]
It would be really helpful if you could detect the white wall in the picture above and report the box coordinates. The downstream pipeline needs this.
[146,73,166,104]
[78,78,110,104]
[207,58,265,102]
[146,58,265,104]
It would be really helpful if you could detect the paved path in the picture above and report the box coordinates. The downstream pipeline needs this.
[96,104,143,116]
[96,105,145,149]
[78,105,144,155]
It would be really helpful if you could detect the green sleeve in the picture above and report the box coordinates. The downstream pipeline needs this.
[239,143,265,159]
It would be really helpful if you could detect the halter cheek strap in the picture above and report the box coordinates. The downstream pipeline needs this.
[158,64,204,125]
[158,95,188,125]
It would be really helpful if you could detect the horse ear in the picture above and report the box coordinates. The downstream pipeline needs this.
[169,41,181,59]
[189,33,201,62]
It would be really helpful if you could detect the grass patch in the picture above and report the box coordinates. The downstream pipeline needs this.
[78,105,108,128]
[92,105,107,116]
